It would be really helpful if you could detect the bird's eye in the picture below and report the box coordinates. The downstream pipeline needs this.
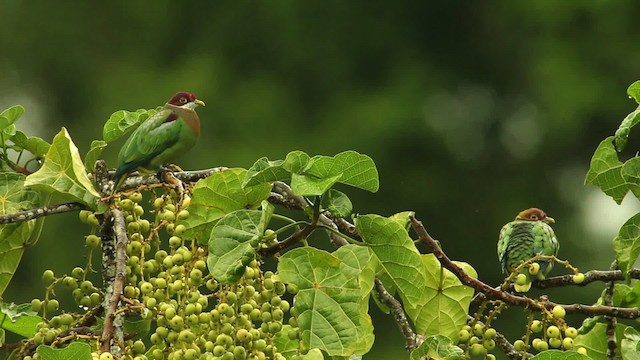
[180,97,187,104]
[530,215,538,220]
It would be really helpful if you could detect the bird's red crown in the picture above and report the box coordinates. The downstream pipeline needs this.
[167,92,198,106]
[516,208,554,223]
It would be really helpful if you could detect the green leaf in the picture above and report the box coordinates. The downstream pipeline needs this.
[207,210,262,284]
[36,341,92,360]
[0,106,25,132]
[612,213,640,275]
[574,322,628,360]
[409,335,464,360]
[530,350,592,360]
[291,172,343,196]
[628,80,640,105]
[102,108,157,143]
[321,189,353,218]
[242,151,311,187]
[0,302,40,338]
[304,151,379,193]
[83,140,108,172]
[388,211,415,230]
[406,255,477,339]
[333,245,376,354]
[278,247,372,356]
[0,173,40,297]
[178,168,271,244]
[356,214,427,308]
[123,313,151,337]
[584,136,631,204]
[614,108,640,151]
[24,128,100,207]
[10,131,51,157]
[622,326,640,360]
[273,325,324,360]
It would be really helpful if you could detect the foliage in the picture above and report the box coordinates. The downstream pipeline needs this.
[3,81,640,359]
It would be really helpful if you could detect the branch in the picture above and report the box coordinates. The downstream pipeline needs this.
[536,268,640,288]
[100,209,128,354]
[0,202,87,224]
[375,279,418,351]
[258,224,316,257]
[605,261,618,360]
[410,215,640,319]
[108,166,228,191]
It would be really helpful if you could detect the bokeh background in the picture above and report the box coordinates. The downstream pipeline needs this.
[2,1,640,359]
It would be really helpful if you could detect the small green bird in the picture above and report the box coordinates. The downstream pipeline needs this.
[497,208,559,292]
[113,92,205,191]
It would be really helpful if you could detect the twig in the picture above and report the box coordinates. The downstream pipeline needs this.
[410,215,640,319]
[107,167,227,191]
[375,279,418,351]
[100,209,128,354]
[605,261,618,360]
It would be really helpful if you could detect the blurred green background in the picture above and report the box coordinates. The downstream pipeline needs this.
[2,1,640,359]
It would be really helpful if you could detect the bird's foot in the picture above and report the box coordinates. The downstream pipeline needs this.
[157,168,185,197]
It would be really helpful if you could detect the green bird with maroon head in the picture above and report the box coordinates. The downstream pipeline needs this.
[113,92,205,191]
[497,208,559,292]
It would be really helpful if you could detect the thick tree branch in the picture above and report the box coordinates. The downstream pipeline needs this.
[410,215,640,319]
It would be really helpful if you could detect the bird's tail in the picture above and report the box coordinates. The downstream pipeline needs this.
[112,171,128,195]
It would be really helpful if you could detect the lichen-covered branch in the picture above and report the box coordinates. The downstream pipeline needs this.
[100,209,128,354]
[0,202,87,224]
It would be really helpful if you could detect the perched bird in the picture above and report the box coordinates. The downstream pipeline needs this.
[497,208,559,292]
[113,92,205,191]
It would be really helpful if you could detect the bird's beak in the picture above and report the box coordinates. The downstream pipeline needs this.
[195,99,206,107]
[545,216,555,224]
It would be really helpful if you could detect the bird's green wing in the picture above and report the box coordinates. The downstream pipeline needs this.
[116,109,181,175]
[497,223,512,274]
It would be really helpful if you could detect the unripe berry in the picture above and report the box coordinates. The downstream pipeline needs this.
[562,337,573,350]
[483,328,497,339]
[31,299,42,312]
[530,320,543,333]
[565,327,578,338]
[546,325,560,338]
[87,213,100,227]
[120,199,135,211]
[513,339,526,351]
[552,305,566,319]
[528,262,540,276]
[71,267,84,279]
[469,343,486,358]
[46,299,59,312]
[85,234,101,248]
[549,337,562,348]
[129,192,143,203]
[79,210,91,223]
[534,339,548,352]
[483,339,495,350]
[100,352,114,360]
[42,270,55,285]
[133,340,146,353]
[173,224,186,235]
[515,273,528,286]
